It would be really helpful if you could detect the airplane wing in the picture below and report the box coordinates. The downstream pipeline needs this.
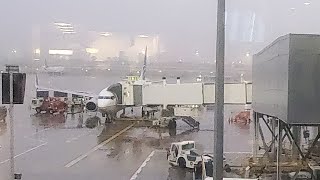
[35,74,97,98]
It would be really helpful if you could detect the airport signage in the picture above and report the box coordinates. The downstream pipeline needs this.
[2,65,26,104]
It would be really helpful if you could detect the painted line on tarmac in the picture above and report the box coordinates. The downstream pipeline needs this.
[64,123,136,168]
[129,150,155,180]
[0,142,48,165]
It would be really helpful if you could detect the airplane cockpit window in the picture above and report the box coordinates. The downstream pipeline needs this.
[98,96,114,99]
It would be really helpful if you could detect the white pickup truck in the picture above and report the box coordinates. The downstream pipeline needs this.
[167,141,230,172]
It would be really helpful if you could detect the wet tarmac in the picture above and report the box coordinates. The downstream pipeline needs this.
[0,74,254,180]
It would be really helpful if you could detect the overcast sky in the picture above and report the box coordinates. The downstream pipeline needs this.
[0,0,319,61]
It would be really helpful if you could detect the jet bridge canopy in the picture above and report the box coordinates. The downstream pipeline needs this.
[107,83,122,104]
[142,82,252,106]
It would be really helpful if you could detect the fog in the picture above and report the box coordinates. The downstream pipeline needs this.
[0,0,319,64]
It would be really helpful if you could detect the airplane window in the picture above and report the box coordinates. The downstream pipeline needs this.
[98,96,112,99]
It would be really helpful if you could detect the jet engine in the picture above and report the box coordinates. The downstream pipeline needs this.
[85,99,98,112]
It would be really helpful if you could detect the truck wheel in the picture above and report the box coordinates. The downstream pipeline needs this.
[35,108,41,114]
[178,157,186,168]
[224,164,231,173]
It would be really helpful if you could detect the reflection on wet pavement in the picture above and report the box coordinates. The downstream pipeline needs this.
[0,122,7,136]
[0,74,255,180]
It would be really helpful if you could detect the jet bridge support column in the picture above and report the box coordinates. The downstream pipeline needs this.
[253,112,259,158]
[292,126,301,159]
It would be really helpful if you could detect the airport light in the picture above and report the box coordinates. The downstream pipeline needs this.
[210,71,214,74]
[61,29,75,32]
[12,49,17,53]
[101,32,112,37]
[86,48,99,54]
[138,35,148,38]
[33,58,40,61]
[58,26,73,30]
[62,31,76,34]
[141,49,146,55]
[107,68,111,71]
[158,70,162,73]
[49,49,73,56]
[34,49,40,54]
[54,22,72,26]
[304,2,311,5]
[246,52,250,57]
[239,60,242,64]
[137,70,140,74]
[54,22,75,35]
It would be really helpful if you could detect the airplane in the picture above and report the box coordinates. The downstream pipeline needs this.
[43,59,65,74]
[89,47,148,122]
[35,47,149,124]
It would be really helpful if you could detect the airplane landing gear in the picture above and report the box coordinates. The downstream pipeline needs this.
[105,113,112,124]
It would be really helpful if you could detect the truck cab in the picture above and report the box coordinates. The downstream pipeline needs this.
[31,98,44,111]
[167,141,202,169]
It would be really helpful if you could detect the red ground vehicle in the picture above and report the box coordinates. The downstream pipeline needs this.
[32,97,67,114]
[228,111,251,125]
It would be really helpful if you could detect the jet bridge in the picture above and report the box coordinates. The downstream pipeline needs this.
[117,77,252,129]
[142,81,252,106]
[117,76,252,107]
[140,79,252,129]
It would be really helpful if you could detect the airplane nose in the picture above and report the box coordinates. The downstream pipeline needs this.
[97,99,113,108]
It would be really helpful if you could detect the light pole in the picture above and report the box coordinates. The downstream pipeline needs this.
[5,65,20,180]
[213,0,225,179]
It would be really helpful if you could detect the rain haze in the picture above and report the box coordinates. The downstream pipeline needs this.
[0,0,320,180]
[0,0,319,64]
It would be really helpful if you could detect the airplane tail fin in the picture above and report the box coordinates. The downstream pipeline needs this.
[140,46,147,80]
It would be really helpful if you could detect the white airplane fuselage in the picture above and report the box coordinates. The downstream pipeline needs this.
[97,88,123,115]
